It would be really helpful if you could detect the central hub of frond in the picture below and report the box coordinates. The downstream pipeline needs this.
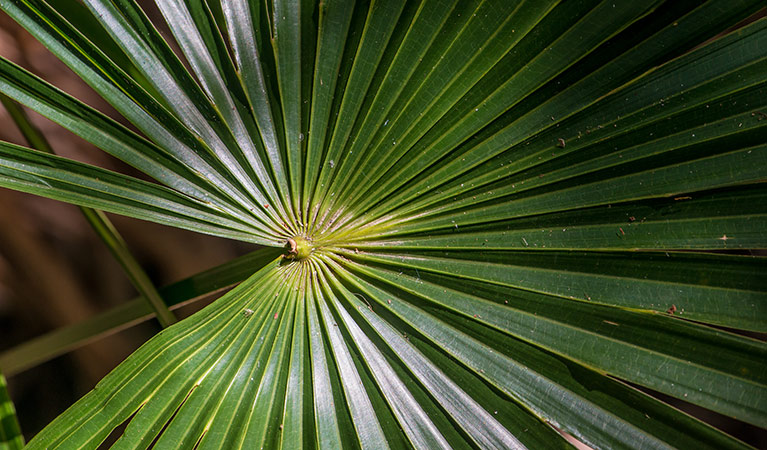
[284,236,313,261]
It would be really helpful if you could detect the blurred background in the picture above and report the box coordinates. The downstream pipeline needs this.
[1,4,765,448]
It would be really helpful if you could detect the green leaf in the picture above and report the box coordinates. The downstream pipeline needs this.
[0,371,24,450]
[340,248,766,332]
[0,142,271,244]
[301,0,355,220]
[0,0,292,231]
[151,0,295,222]
[322,255,753,449]
[328,253,767,425]
[0,0,765,448]
[222,0,294,223]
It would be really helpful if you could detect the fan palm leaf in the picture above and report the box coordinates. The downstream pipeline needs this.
[0,0,765,448]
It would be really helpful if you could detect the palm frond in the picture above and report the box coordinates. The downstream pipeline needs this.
[0,0,765,448]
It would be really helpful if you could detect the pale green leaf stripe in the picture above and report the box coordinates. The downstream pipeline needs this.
[25,259,284,448]
[315,270,390,450]
[319,261,530,450]
[0,164,266,244]
[232,272,300,448]
[378,81,767,224]
[82,0,287,228]
[383,145,767,237]
[0,372,24,450]
[345,9,767,228]
[319,265,456,450]
[354,216,766,251]
[342,249,766,331]
[0,142,274,245]
[338,2,661,214]
[155,0,294,226]
[322,258,671,450]
[355,213,767,251]
[273,0,304,218]
[305,271,343,449]
[0,247,282,377]
[0,0,274,226]
[333,256,767,426]
[324,256,749,450]
[0,55,265,227]
[314,0,547,232]
[279,283,308,450]
[222,0,295,229]
[302,0,355,220]
[310,0,407,227]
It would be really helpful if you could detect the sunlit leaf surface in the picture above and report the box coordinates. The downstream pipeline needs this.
[0,0,765,448]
